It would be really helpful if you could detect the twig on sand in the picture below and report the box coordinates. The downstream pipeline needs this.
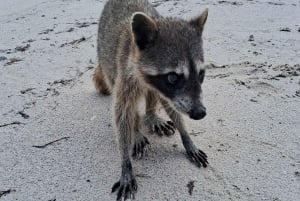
[205,63,226,69]
[0,189,15,198]
[0,121,24,128]
[135,173,151,178]
[4,58,23,66]
[60,36,92,47]
[20,88,35,94]
[32,137,70,148]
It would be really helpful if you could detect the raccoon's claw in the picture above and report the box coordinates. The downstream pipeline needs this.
[187,149,208,168]
[132,136,149,159]
[112,174,137,201]
[144,115,176,137]
[153,120,175,137]
[166,121,175,127]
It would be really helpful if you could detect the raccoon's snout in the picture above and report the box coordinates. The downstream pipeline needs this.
[189,106,206,120]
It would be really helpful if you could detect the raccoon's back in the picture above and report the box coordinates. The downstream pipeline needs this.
[97,0,159,82]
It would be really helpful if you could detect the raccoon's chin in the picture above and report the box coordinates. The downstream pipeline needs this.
[172,104,190,116]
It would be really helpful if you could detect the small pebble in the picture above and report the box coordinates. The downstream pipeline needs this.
[248,35,255,41]
[250,98,258,102]
[0,56,7,61]
[280,27,291,32]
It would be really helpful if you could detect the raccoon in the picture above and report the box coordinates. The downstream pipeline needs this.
[93,0,209,200]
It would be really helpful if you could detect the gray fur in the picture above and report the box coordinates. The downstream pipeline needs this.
[93,0,209,200]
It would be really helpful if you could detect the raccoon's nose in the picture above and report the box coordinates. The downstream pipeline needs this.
[189,106,206,120]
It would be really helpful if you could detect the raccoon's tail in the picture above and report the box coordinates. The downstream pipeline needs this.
[93,65,111,95]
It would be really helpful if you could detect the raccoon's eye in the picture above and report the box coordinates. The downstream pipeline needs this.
[167,73,178,85]
[199,70,205,83]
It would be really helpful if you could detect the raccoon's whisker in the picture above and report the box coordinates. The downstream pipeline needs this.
[178,100,189,111]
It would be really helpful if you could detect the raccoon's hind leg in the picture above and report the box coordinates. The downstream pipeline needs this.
[144,91,176,137]
[93,65,111,95]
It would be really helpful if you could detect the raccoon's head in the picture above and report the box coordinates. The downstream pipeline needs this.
[131,9,208,120]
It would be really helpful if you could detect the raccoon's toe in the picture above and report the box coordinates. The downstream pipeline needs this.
[132,136,149,160]
[186,148,208,168]
[144,115,176,137]
[112,172,137,201]
[153,121,175,137]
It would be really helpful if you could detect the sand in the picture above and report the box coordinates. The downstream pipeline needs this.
[0,0,299,200]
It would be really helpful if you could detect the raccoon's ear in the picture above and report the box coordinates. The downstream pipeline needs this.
[189,8,208,35]
[131,12,158,50]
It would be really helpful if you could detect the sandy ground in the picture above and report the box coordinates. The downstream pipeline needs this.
[0,0,299,200]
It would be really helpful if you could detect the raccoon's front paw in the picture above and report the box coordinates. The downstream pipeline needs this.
[154,120,175,137]
[111,173,137,201]
[132,135,149,160]
[186,147,208,168]
[145,115,176,137]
